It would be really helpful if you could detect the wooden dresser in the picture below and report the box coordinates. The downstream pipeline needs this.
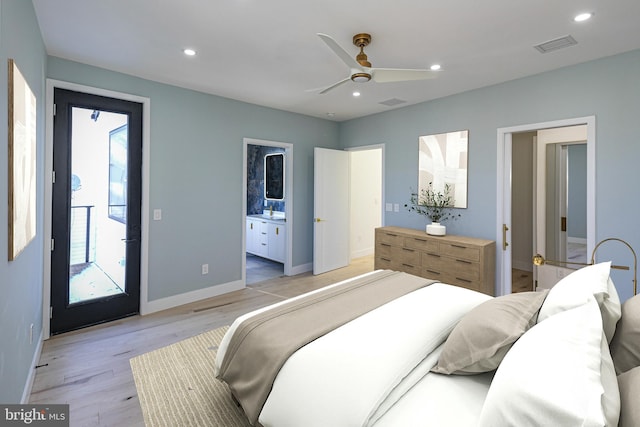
[375,226,496,296]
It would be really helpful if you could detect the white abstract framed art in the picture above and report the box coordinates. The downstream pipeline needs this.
[418,130,468,208]
[8,59,37,261]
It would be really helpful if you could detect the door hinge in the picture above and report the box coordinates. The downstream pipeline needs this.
[52,170,56,184]
[49,306,53,319]
[51,238,55,251]
[53,103,56,116]
[502,224,509,251]
[561,216,567,232]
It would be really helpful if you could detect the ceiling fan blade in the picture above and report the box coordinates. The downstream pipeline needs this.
[317,77,351,94]
[372,68,438,83]
[317,33,362,70]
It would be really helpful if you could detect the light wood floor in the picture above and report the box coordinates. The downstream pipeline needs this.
[29,256,375,427]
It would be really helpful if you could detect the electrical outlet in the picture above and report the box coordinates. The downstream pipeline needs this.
[153,209,162,220]
[201,264,209,275]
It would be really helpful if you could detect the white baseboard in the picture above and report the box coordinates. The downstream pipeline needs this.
[140,280,245,315]
[568,236,588,245]
[351,247,374,259]
[21,330,44,404]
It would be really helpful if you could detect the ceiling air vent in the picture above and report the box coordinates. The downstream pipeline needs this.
[534,35,577,54]
[379,98,407,107]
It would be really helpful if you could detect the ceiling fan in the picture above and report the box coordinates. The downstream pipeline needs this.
[312,33,439,94]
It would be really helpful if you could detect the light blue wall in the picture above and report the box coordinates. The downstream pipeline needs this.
[339,49,640,302]
[0,0,47,403]
[46,57,340,300]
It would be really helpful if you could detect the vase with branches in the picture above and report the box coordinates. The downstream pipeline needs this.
[405,182,460,235]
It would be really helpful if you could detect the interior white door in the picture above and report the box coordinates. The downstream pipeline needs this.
[313,147,350,275]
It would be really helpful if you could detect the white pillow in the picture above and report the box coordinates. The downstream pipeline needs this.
[538,261,621,342]
[478,297,619,427]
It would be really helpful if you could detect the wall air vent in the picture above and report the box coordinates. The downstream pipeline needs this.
[379,98,407,107]
[534,35,577,54]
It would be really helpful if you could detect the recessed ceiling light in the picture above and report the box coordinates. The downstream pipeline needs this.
[183,48,197,56]
[430,64,441,71]
[574,12,593,22]
[353,91,361,97]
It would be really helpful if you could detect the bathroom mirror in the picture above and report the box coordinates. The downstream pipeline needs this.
[418,130,468,208]
[265,153,285,200]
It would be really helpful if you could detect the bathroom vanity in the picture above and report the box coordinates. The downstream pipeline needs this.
[246,213,286,263]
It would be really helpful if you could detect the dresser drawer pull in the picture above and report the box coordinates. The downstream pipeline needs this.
[456,259,472,264]
[402,248,415,252]
[426,253,441,258]
[402,263,415,268]
[386,233,398,237]
[380,243,391,247]
[426,270,441,275]
[414,238,427,242]
[381,257,391,262]
[451,244,467,249]
[456,277,472,283]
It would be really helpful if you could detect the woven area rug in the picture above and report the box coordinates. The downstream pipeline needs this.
[130,326,252,427]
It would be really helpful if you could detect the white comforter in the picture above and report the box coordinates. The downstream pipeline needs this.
[255,282,492,427]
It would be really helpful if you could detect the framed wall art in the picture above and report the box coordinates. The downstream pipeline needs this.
[418,130,468,208]
[8,59,37,260]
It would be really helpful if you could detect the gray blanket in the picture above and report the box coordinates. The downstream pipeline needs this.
[217,270,437,424]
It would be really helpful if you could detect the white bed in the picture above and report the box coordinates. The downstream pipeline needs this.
[215,262,640,427]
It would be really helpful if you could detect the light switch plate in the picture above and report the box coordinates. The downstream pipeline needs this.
[153,209,162,220]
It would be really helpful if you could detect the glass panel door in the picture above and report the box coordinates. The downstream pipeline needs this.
[51,88,142,335]
[68,107,128,304]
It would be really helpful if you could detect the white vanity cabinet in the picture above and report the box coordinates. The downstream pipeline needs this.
[246,217,286,263]
[267,222,286,263]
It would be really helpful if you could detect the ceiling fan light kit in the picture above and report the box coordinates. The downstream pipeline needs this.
[314,32,438,94]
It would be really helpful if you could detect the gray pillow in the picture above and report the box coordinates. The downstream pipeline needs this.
[431,290,549,375]
[618,366,640,427]
[610,293,640,374]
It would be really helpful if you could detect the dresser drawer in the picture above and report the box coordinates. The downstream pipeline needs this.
[376,231,405,246]
[392,246,421,267]
[421,267,446,282]
[440,242,480,262]
[444,275,481,292]
[421,252,444,269]
[374,256,396,271]
[404,236,438,252]
[439,257,480,280]
[376,242,394,259]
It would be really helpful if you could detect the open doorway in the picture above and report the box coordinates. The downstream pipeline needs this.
[313,145,383,275]
[243,138,293,285]
[348,145,383,260]
[496,116,595,296]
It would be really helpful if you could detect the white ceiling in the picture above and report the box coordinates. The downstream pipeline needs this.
[32,0,640,122]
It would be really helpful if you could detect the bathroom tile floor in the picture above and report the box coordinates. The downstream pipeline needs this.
[246,253,284,284]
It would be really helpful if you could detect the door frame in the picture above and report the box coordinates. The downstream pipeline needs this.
[496,116,595,296]
[43,79,151,339]
[242,138,294,280]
